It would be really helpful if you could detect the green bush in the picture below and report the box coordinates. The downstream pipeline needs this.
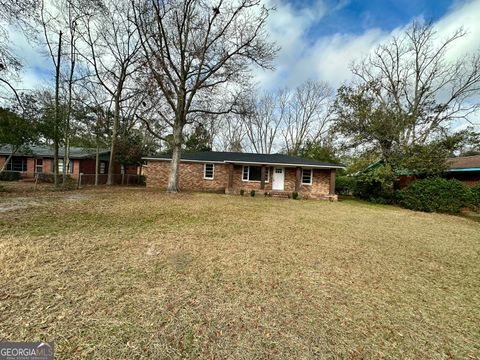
[292,191,299,200]
[0,171,21,181]
[352,166,396,203]
[398,177,472,213]
[37,173,55,183]
[250,189,255,197]
[335,176,356,195]
[471,183,480,210]
[37,173,76,187]
[240,189,245,196]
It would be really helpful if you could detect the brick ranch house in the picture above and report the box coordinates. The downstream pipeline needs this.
[143,152,344,200]
[0,145,139,184]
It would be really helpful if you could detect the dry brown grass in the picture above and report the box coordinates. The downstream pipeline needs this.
[0,186,479,359]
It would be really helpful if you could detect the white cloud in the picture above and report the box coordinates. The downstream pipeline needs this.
[4,24,52,92]
[256,0,480,92]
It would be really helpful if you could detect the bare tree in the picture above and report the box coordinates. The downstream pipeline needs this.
[283,80,333,155]
[39,0,64,187]
[78,0,141,185]
[61,0,83,185]
[216,114,246,152]
[0,0,38,105]
[243,89,287,153]
[350,21,480,147]
[133,0,277,192]
[74,70,112,185]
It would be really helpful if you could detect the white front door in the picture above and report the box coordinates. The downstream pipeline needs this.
[272,167,285,191]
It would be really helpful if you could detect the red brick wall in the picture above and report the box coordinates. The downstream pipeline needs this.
[26,158,35,176]
[298,169,332,199]
[231,165,273,192]
[144,160,229,192]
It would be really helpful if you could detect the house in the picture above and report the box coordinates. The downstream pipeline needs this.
[444,155,480,186]
[363,155,480,188]
[0,145,140,184]
[143,151,344,200]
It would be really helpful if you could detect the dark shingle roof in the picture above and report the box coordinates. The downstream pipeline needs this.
[0,145,110,159]
[144,151,344,168]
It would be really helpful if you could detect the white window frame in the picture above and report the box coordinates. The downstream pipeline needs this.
[301,168,313,185]
[204,163,214,180]
[57,159,73,174]
[242,165,269,182]
[35,159,43,174]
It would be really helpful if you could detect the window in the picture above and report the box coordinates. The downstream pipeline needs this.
[35,159,43,174]
[242,166,269,182]
[6,157,27,172]
[302,169,312,185]
[51,159,73,174]
[204,163,214,179]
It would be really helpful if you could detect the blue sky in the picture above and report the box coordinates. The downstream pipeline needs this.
[305,0,453,36]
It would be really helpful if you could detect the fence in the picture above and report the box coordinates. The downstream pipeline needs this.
[77,173,145,186]
[0,170,145,189]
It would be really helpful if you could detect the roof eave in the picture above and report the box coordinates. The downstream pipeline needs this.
[142,157,345,169]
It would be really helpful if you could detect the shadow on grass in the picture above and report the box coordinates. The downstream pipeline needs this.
[339,195,480,223]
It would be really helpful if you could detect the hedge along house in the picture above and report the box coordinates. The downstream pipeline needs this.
[0,145,140,184]
[143,152,344,200]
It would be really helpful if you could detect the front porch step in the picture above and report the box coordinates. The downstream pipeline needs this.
[271,191,290,198]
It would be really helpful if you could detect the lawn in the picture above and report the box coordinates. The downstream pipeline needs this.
[0,186,479,359]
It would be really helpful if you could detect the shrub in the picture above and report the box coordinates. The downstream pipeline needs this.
[353,166,395,203]
[239,189,245,196]
[398,177,472,213]
[264,191,271,197]
[0,171,21,181]
[335,176,356,195]
[250,189,255,197]
[471,183,480,210]
[37,173,55,183]
[37,173,76,188]
[292,191,299,200]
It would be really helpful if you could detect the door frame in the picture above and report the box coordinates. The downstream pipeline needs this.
[272,167,285,191]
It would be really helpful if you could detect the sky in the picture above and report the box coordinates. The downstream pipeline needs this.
[254,0,480,90]
[6,0,480,96]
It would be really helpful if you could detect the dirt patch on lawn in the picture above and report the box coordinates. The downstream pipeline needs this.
[0,190,92,213]
[0,197,47,213]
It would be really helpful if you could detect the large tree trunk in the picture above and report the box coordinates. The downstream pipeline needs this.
[167,120,183,192]
[53,31,62,188]
[107,96,120,185]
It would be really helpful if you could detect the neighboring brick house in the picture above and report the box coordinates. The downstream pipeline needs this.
[143,152,344,200]
[365,156,480,188]
[444,155,480,186]
[0,145,139,183]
